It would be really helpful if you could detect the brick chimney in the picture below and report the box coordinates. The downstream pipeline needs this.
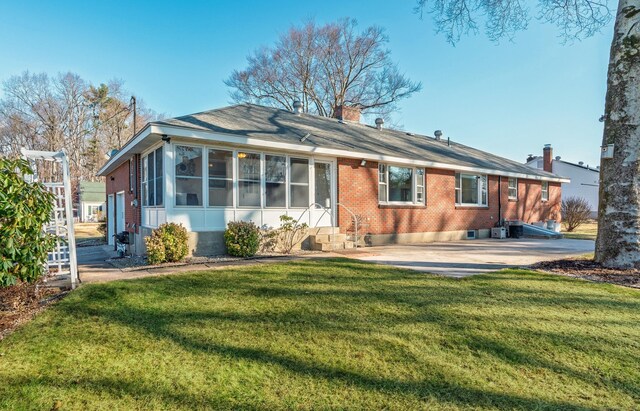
[543,144,553,172]
[333,105,361,122]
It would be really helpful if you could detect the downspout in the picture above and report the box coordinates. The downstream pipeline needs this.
[497,176,502,225]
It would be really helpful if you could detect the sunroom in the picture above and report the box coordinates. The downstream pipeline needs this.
[140,140,337,234]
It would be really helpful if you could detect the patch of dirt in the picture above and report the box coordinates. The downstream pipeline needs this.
[532,259,640,289]
[0,280,66,340]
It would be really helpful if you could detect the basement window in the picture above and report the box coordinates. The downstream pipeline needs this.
[508,177,518,200]
[455,172,487,207]
[378,164,425,205]
[541,181,549,202]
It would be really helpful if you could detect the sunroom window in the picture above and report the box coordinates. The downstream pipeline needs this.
[265,155,287,207]
[455,173,487,206]
[142,146,163,207]
[238,152,261,207]
[508,177,518,200]
[175,145,203,206]
[290,158,309,208]
[208,149,233,207]
[378,164,425,204]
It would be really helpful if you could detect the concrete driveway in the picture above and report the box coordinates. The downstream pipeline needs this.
[351,238,594,278]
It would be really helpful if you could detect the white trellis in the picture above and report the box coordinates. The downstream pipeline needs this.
[21,149,78,289]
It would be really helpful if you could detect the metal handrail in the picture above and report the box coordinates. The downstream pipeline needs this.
[336,202,358,249]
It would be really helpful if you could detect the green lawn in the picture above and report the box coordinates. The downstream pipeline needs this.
[1,259,639,410]
[563,221,598,240]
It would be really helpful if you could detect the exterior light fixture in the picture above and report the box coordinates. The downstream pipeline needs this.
[161,134,171,143]
[238,152,247,159]
[360,159,366,166]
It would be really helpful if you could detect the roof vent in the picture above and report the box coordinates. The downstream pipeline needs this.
[434,130,443,141]
[578,161,584,166]
[375,117,384,130]
[292,100,303,115]
[555,156,561,160]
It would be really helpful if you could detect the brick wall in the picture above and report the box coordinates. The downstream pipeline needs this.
[105,155,141,237]
[336,158,561,235]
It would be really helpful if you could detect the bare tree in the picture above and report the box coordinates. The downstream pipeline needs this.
[562,196,592,231]
[226,19,422,118]
[415,0,640,269]
[0,72,160,191]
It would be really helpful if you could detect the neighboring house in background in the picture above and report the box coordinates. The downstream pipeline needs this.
[97,103,568,255]
[78,181,106,222]
[525,145,599,217]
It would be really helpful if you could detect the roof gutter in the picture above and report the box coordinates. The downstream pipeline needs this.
[98,123,570,183]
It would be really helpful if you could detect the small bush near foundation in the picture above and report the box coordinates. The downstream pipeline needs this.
[145,223,189,265]
[562,196,592,232]
[224,221,260,257]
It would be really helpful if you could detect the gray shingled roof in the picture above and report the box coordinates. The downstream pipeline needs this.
[154,103,561,179]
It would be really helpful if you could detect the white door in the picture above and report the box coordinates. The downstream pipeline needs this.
[311,161,334,227]
[116,192,125,235]
[107,194,115,245]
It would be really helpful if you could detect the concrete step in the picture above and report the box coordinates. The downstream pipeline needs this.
[308,226,340,236]
[311,240,356,251]
[310,233,348,243]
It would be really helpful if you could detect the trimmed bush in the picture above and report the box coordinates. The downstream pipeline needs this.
[224,221,260,257]
[144,223,189,265]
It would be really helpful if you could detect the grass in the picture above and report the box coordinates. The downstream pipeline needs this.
[563,220,598,240]
[1,258,639,410]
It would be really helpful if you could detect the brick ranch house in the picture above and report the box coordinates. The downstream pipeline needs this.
[97,103,567,255]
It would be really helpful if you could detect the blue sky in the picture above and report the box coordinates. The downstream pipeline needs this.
[0,0,612,167]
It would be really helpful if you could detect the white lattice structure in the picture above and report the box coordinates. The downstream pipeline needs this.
[21,149,78,289]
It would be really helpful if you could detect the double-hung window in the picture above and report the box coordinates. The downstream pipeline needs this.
[175,145,203,206]
[455,173,487,206]
[142,146,163,206]
[208,149,233,206]
[378,164,425,205]
[508,177,518,200]
[541,181,549,201]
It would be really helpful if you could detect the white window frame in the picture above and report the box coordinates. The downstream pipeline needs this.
[455,172,488,207]
[541,181,549,202]
[142,145,163,207]
[174,144,205,207]
[207,148,234,208]
[237,150,262,208]
[289,157,311,209]
[378,163,426,205]
[508,177,518,200]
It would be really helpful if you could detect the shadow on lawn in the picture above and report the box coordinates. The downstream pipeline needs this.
[60,259,639,408]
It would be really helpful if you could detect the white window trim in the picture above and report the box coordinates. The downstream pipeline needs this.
[378,163,426,206]
[174,143,205,208]
[455,172,488,207]
[541,181,549,202]
[207,147,234,208]
[141,144,164,208]
[508,177,518,200]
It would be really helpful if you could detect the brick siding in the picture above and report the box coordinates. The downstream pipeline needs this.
[336,158,561,234]
[105,155,141,236]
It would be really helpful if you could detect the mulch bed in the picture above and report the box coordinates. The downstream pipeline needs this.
[0,280,66,340]
[532,259,640,289]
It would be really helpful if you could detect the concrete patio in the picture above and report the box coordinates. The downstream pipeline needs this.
[347,238,595,278]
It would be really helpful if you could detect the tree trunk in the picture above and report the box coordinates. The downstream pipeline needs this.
[595,0,640,267]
